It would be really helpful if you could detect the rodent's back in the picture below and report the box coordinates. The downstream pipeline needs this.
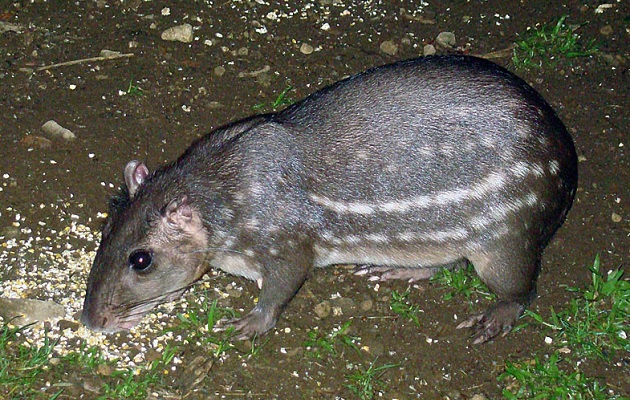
[276,56,576,213]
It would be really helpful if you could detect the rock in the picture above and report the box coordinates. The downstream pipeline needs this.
[423,44,436,56]
[58,319,81,331]
[97,363,114,376]
[314,300,331,318]
[600,25,613,36]
[359,299,373,311]
[20,135,52,149]
[331,297,355,315]
[380,40,398,55]
[42,120,76,141]
[436,31,456,47]
[0,298,65,325]
[161,23,194,43]
[611,213,622,222]
[214,66,226,77]
[300,43,314,55]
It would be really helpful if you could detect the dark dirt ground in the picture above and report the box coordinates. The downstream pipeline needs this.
[0,0,628,399]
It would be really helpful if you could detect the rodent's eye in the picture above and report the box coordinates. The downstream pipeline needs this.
[129,250,153,272]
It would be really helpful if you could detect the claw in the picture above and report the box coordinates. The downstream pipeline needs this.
[213,307,276,341]
[456,301,525,344]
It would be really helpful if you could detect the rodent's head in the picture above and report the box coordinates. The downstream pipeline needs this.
[81,161,209,332]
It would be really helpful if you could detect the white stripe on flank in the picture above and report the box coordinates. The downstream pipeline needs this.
[309,170,509,215]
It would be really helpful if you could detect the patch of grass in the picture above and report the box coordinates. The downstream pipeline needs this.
[61,341,108,370]
[124,78,144,96]
[499,352,616,399]
[174,297,239,357]
[390,289,423,326]
[513,15,598,69]
[345,357,398,400]
[252,85,294,111]
[99,344,177,400]
[303,320,359,358]
[526,255,629,360]
[430,262,495,301]
[0,322,59,399]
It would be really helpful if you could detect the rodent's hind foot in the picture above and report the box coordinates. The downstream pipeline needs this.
[354,260,467,282]
[215,306,277,341]
[456,301,526,344]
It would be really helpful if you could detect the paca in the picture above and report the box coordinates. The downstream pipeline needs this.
[81,55,578,344]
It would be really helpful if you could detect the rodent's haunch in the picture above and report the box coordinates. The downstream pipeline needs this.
[81,55,578,344]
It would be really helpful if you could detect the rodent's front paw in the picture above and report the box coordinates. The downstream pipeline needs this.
[216,307,277,340]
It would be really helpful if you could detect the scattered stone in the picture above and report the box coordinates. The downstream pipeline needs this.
[436,31,456,48]
[58,319,81,331]
[42,120,76,141]
[300,43,314,55]
[20,135,52,149]
[0,298,65,325]
[314,300,331,318]
[0,21,24,34]
[611,212,622,222]
[331,297,355,315]
[359,299,373,311]
[600,25,613,36]
[380,40,398,55]
[161,23,193,43]
[471,394,488,400]
[423,44,436,56]
[214,66,226,77]
[97,363,114,376]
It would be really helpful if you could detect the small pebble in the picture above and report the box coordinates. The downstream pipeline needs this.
[300,43,314,55]
[380,40,398,55]
[436,31,456,47]
[423,44,436,56]
[214,66,226,77]
[611,213,622,222]
[161,24,194,43]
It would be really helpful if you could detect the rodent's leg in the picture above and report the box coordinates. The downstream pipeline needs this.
[458,250,539,344]
[354,259,467,282]
[225,250,312,340]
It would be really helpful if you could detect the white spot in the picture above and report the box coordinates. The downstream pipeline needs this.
[268,247,279,256]
[356,150,369,160]
[548,160,560,175]
[344,235,361,245]
[244,249,255,257]
[365,233,388,243]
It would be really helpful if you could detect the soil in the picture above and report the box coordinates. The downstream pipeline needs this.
[0,0,627,399]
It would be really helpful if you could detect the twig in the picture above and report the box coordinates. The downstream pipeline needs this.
[36,52,134,71]
[474,45,516,59]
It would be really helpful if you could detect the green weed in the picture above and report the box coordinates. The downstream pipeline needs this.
[390,289,423,326]
[175,297,239,357]
[303,320,359,358]
[0,322,59,399]
[345,357,398,400]
[430,262,495,301]
[124,78,144,96]
[253,85,294,111]
[499,352,617,399]
[526,255,629,360]
[99,344,176,400]
[513,15,598,68]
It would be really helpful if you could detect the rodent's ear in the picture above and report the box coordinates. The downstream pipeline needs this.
[124,160,150,198]
[163,196,197,230]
